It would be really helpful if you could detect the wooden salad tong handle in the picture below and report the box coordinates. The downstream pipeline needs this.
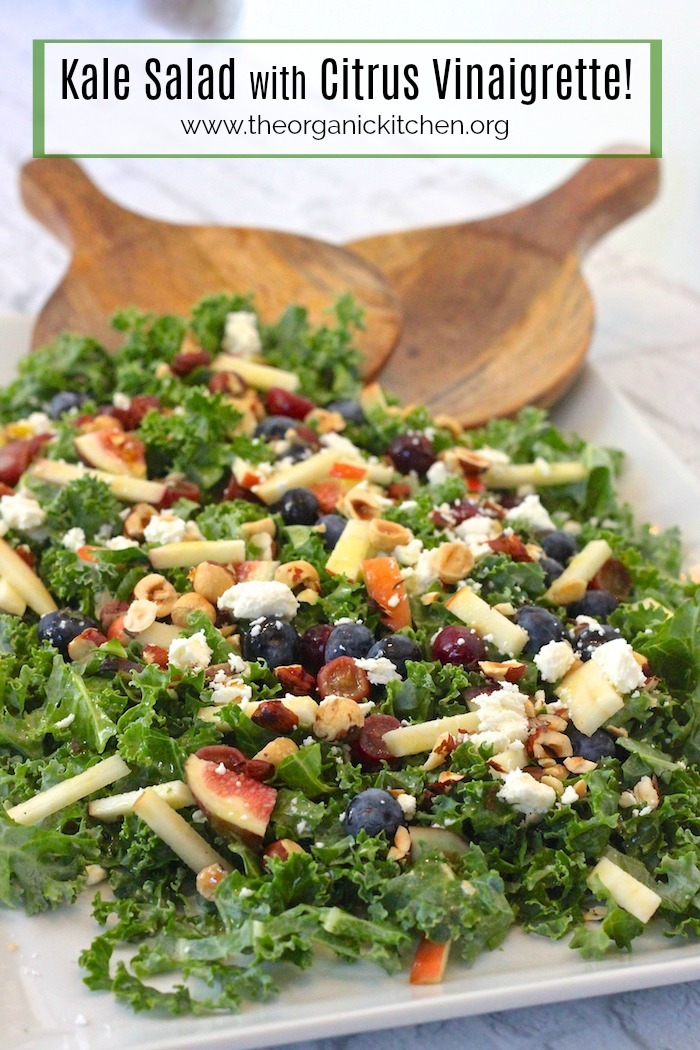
[21,157,402,377]
[348,150,660,426]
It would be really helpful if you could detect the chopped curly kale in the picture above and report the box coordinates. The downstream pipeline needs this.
[0,334,115,422]
[137,388,242,490]
[42,475,123,543]
[261,296,364,405]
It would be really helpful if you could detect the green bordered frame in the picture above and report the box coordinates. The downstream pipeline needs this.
[32,38,662,159]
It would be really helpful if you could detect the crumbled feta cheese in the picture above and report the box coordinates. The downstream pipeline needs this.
[232,456,275,485]
[396,793,417,819]
[9,411,55,437]
[505,494,555,533]
[354,656,402,684]
[228,653,249,675]
[472,446,511,465]
[469,682,530,754]
[0,493,46,531]
[394,538,423,566]
[398,500,418,512]
[454,516,502,548]
[61,527,86,551]
[534,639,576,683]
[222,311,261,357]
[168,630,212,671]
[112,392,132,410]
[320,432,362,458]
[426,460,450,486]
[53,713,76,730]
[104,535,140,550]
[413,547,440,590]
[560,785,579,805]
[210,679,252,706]
[143,512,189,546]
[591,638,646,693]
[217,581,299,620]
[497,769,557,815]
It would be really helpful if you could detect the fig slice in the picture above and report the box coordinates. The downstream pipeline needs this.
[185,752,277,839]
[75,428,147,478]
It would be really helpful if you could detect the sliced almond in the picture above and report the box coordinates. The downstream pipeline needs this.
[563,756,598,774]
[387,825,412,861]
[478,659,527,683]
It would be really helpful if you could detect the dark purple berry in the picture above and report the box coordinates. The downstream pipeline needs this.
[387,432,436,477]
[431,625,486,668]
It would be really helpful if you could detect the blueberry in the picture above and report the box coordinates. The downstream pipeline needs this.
[568,727,617,762]
[541,529,578,564]
[367,634,422,677]
[318,514,346,550]
[574,624,621,661]
[241,618,300,669]
[276,487,320,525]
[324,622,374,662]
[514,605,565,655]
[46,391,89,419]
[343,788,405,838]
[37,609,98,658]
[569,590,619,621]
[540,557,564,587]
[327,399,365,425]
[254,415,301,441]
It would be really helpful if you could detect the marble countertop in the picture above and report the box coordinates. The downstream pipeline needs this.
[1,3,699,1050]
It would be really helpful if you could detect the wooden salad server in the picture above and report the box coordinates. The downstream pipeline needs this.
[20,157,402,377]
[348,151,660,427]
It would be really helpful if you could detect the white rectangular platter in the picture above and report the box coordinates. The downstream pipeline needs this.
[1,315,699,1050]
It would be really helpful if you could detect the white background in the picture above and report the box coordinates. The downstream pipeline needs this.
[42,40,652,156]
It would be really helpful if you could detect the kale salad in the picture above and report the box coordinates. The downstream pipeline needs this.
[0,295,699,1015]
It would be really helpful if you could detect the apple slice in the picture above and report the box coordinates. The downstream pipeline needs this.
[234,560,280,582]
[89,780,195,821]
[185,752,277,839]
[0,576,27,617]
[74,429,147,479]
[409,826,470,861]
[544,539,613,605]
[148,539,245,570]
[0,537,57,616]
[31,458,166,504]
[382,712,479,758]
[555,659,624,736]
[482,460,588,488]
[252,450,339,504]
[325,519,372,582]
[133,621,182,649]
[445,587,528,657]
[589,856,661,923]
[211,354,299,392]
[132,786,230,874]
[358,382,389,414]
[7,754,130,826]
